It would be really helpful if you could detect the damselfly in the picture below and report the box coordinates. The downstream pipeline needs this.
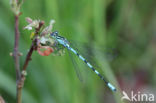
[50,31,116,92]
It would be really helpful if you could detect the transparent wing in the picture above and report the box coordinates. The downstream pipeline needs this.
[68,41,118,70]
[69,40,118,62]
[67,49,84,82]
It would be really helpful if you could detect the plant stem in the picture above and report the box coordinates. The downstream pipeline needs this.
[16,42,35,103]
[22,43,35,71]
[22,21,44,72]
[12,0,44,100]
[13,14,22,103]
[16,21,44,103]
[12,0,43,103]
[14,15,21,80]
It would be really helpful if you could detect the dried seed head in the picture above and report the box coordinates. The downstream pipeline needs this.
[10,0,21,15]
[40,19,55,36]
[25,17,33,23]
[24,18,41,30]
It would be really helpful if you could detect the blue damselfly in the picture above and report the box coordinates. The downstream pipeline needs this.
[50,31,116,92]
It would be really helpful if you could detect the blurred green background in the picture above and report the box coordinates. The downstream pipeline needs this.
[0,0,156,103]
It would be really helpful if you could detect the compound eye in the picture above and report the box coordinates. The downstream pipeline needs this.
[51,31,58,36]
[54,31,58,35]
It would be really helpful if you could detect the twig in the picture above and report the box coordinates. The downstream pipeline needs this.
[11,1,45,103]
[22,21,44,72]
[11,0,23,102]
[16,21,44,103]
[13,13,22,103]
[14,15,21,80]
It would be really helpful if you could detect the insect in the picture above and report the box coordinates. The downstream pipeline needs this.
[50,31,116,92]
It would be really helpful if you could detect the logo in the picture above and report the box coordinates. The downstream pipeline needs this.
[121,91,155,102]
